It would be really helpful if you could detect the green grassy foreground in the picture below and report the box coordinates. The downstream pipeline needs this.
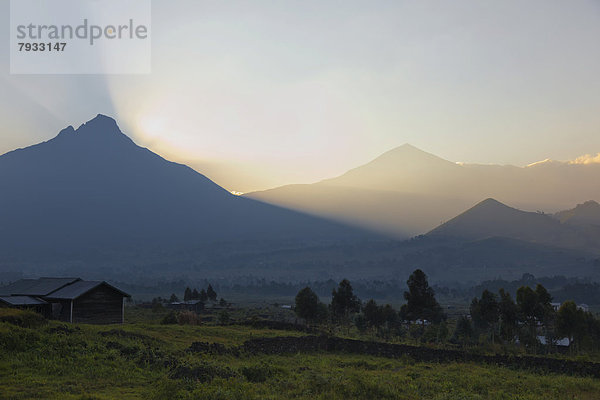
[1,308,600,400]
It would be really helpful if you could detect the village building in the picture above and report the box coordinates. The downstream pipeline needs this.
[0,277,130,324]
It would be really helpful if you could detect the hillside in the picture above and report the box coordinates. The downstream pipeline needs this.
[428,199,563,241]
[0,115,371,257]
[554,200,600,226]
[246,145,600,237]
[428,199,600,253]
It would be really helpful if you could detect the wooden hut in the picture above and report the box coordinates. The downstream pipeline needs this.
[0,277,130,324]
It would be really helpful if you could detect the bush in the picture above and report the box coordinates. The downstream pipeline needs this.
[177,310,201,325]
[0,308,47,328]
[0,324,40,351]
[218,310,230,325]
[161,311,178,325]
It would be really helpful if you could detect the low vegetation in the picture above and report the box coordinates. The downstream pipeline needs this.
[2,270,600,399]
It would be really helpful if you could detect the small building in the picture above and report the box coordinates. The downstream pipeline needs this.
[0,277,130,324]
[167,300,204,313]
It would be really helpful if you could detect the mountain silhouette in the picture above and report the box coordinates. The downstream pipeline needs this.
[320,144,461,192]
[428,198,600,252]
[428,198,563,241]
[0,115,371,255]
[554,200,600,226]
[246,144,600,237]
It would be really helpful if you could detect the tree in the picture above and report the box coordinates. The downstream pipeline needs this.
[207,284,217,301]
[516,286,538,325]
[151,297,164,313]
[219,298,227,307]
[169,293,179,303]
[452,316,474,346]
[330,279,361,321]
[516,285,539,348]
[315,302,329,323]
[381,304,399,329]
[200,289,208,302]
[400,269,444,324]
[363,299,383,328]
[556,301,584,351]
[295,287,320,324]
[184,287,192,301]
[470,289,499,341]
[498,289,518,342]
[192,288,200,300]
[534,284,556,343]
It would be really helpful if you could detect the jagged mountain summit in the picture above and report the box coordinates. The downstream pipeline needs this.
[0,115,371,255]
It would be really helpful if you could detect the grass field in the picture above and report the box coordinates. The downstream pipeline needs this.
[1,307,600,400]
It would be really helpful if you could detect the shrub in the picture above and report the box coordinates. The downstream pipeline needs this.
[218,310,230,324]
[161,311,178,325]
[0,324,40,351]
[177,310,201,325]
[0,308,47,328]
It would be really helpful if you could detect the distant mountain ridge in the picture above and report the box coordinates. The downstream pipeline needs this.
[0,115,371,256]
[554,201,600,226]
[246,144,600,237]
[428,198,600,253]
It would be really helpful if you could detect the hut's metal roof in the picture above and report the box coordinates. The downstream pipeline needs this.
[45,280,130,300]
[0,296,48,306]
[0,278,80,296]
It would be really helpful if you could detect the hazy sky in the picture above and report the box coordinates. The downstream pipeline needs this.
[1,0,600,192]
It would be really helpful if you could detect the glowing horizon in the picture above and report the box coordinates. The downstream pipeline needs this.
[1,1,599,192]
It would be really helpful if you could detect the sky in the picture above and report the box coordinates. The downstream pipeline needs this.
[1,0,600,192]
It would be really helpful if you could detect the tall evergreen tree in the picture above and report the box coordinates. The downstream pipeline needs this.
[331,279,361,321]
[556,301,584,351]
[184,287,192,301]
[400,269,444,324]
[200,289,208,302]
[295,287,321,324]
[207,284,217,301]
[363,299,383,328]
[498,288,518,342]
[516,285,546,350]
[470,289,499,341]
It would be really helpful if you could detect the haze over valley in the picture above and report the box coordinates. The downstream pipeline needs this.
[1,115,599,285]
[247,144,600,238]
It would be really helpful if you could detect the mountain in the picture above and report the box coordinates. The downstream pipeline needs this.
[428,198,564,242]
[246,145,600,237]
[246,145,473,237]
[554,201,600,226]
[428,198,600,253]
[0,115,371,257]
[320,144,462,192]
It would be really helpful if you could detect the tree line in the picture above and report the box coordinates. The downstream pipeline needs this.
[295,269,444,330]
[152,283,227,307]
[294,269,600,354]
[462,285,600,353]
